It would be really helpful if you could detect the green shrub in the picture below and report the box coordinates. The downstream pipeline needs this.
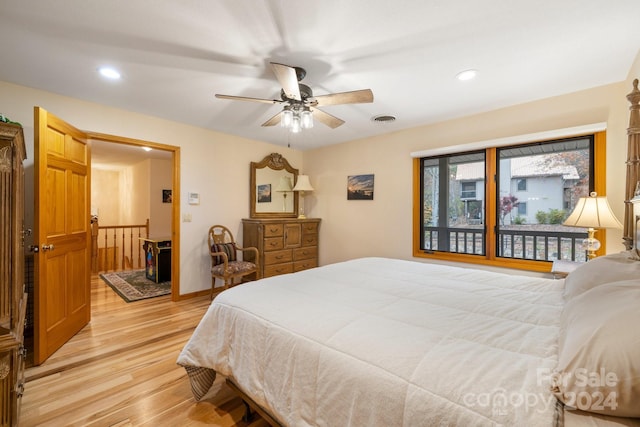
[535,211,548,224]
[513,215,526,225]
[535,209,566,224]
[548,209,566,224]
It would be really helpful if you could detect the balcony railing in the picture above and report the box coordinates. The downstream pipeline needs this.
[91,218,150,273]
[423,225,588,262]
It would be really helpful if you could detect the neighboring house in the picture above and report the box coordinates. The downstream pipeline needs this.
[507,156,580,224]
[454,162,485,224]
[455,155,580,225]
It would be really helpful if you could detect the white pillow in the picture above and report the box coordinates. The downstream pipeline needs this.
[563,252,640,300]
[553,279,640,417]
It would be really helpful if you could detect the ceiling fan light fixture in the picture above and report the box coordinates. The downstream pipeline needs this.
[220,63,373,133]
[301,108,313,129]
[281,108,293,128]
[291,116,302,133]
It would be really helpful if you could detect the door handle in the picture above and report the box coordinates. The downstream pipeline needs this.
[42,244,55,252]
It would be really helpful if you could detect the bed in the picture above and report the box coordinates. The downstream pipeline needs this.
[177,255,640,426]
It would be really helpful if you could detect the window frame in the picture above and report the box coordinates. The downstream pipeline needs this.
[412,131,607,273]
[460,181,477,200]
[517,178,527,192]
[517,201,527,216]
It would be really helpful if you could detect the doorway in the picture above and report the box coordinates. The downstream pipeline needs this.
[88,132,181,300]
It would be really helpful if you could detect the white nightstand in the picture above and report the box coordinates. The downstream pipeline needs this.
[551,260,584,279]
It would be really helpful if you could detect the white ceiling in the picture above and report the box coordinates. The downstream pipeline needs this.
[1,0,639,152]
[90,140,172,169]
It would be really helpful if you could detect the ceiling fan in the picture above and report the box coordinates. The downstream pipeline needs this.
[215,62,374,132]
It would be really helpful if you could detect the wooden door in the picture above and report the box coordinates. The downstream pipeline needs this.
[34,107,91,364]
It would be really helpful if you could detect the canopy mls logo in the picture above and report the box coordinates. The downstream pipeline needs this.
[461,367,620,417]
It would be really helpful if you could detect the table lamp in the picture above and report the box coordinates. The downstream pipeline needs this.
[292,175,314,219]
[276,175,293,212]
[563,192,622,259]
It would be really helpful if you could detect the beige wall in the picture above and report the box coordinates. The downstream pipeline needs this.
[304,51,640,267]
[91,169,121,224]
[149,158,173,238]
[121,159,150,226]
[91,158,172,271]
[92,158,171,235]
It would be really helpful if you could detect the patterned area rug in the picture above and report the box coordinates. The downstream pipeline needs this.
[99,269,171,303]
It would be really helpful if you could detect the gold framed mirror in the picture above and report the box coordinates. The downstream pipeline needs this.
[250,153,299,218]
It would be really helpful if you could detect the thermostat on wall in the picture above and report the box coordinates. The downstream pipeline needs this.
[188,192,200,205]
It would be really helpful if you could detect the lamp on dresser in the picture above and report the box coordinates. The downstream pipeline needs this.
[563,192,622,260]
[276,175,293,212]
[292,175,314,219]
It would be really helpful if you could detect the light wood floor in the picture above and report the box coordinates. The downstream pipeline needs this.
[20,275,269,427]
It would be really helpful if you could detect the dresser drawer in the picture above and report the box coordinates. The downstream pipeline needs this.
[301,222,318,234]
[264,237,284,251]
[293,246,317,261]
[294,259,318,272]
[264,224,284,237]
[264,249,292,265]
[264,263,294,277]
[301,233,318,247]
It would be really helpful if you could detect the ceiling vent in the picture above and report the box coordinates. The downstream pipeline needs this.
[372,115,396,123]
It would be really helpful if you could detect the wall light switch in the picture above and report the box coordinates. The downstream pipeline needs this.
[183,213,192,222]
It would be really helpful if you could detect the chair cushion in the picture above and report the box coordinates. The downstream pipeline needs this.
[211,243,237,266]
[211,261,256,276]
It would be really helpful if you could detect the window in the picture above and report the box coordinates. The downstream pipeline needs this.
[461,182,476,199]
[517,178,527,191]
[517,201,527,216]
[414,132,605,271]
[421,151,486,255]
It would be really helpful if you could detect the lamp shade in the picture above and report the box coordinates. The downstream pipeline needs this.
[292,175,314,192]
[276,176,293,192]
[563,192,622,229]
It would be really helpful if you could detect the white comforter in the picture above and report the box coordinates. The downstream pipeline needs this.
[178,257,564,427]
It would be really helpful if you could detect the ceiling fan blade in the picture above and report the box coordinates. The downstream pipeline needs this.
[270,63,301,101]
[261,111,282,127]
[312,108,345,129]
[215,94,284,105]
[313,89,374,107]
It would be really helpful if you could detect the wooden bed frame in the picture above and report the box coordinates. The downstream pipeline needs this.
[225,378,283,427]
[624,78,640,249]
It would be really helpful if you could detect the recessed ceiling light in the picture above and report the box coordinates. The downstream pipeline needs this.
[142,146,152,152]
[456,69,477,81]
[98,67,121,80]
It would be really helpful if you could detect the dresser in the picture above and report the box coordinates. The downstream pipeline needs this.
[0,122,27,426]
[242,218,320,278]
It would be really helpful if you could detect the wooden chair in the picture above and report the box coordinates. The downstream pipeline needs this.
[208,225,260,299]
